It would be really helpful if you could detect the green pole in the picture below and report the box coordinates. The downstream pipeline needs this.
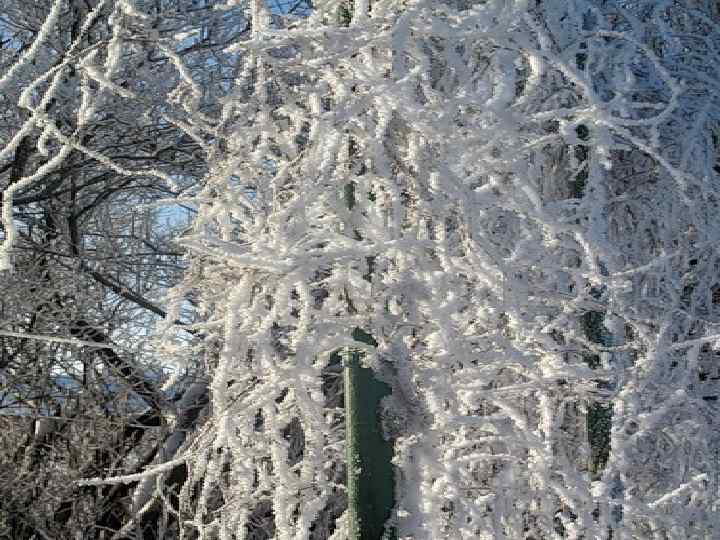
[344,329,395,540]
[580,310,613,477]
[571,123,612,478]
[342,179,396,539]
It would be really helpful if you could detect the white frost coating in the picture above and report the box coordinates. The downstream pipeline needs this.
[0,0,64,95]
[0,0,113,271]
[648,474,709,509]
[119,0,149,19]
[0,144,73,271]
[131,381,209,514]
[78,456,187,486]
[18,0,716,537]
